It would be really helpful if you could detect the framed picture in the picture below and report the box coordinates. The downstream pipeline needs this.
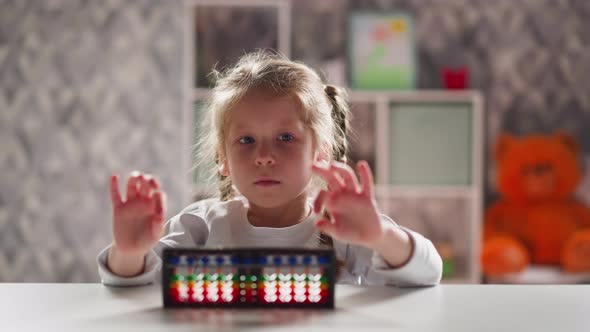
[348,13,417,90]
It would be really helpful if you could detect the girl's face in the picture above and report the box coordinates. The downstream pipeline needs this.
[220,91,318,208]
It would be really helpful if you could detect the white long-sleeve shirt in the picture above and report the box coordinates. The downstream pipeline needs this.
[97,196,442,287]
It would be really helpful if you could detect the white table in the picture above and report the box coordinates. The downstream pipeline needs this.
[2,283,589,331]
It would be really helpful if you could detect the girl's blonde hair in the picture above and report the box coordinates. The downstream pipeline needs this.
[195,50,350,202]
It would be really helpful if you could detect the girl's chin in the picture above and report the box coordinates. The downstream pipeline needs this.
[247,196,291,209]
[244,191,308,209]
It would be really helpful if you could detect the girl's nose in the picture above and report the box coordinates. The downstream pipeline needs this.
[255,148,276,166]
[255,155,276,166]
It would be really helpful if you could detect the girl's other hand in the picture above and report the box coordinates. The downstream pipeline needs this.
[110,171,166,256]
[311,160,383,248]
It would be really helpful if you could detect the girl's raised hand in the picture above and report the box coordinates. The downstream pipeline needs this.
[110,171,166,256]
[311,160,384,248]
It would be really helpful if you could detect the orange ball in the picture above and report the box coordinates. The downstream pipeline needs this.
[482,236,530,276]
[562,230,590,273]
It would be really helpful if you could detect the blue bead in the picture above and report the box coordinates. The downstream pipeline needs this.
[186,257,195,265]
[215,257,224,265]
[230,257,240,265]
[169,257,180,265]
[259,257,268,265]
[288,257,297,265]
[318,256,329,264]
[273,257,282,265]
[302,256,312,265]
[201,257,210,264]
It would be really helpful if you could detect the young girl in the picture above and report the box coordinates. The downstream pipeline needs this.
[97,51,442,287]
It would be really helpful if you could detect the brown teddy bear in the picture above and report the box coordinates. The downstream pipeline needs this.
[482,132,590,277]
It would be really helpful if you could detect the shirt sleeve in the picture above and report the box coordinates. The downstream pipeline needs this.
[96,245,162,286]
[97,205,210,286]
[341,214,443,287]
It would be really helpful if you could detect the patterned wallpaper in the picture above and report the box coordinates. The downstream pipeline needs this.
[1,0,589,282]
[0,0,186,282]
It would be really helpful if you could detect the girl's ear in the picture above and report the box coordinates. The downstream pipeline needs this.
[217,150,230,177]
[314,150,329,164]
[219,161,230,177]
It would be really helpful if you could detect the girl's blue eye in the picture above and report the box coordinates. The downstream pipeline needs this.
[278,133,294,142]
[239,136,254,144]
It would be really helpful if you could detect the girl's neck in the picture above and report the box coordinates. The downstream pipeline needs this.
[246,192,311,228]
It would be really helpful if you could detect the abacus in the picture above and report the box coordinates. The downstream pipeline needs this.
[162,248,336,309]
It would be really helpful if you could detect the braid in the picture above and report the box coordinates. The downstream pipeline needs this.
[320,85,350,277]
[324,84,349,163]
[218,174,233,201]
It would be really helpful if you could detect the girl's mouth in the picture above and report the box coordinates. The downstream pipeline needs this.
[254,179,281,186]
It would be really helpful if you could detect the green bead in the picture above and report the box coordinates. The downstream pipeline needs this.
[186,274,197,282]
[170,274,184,282]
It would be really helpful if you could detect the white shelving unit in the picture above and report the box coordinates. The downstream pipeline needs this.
[183,0,484,284]
[348,90,484,284]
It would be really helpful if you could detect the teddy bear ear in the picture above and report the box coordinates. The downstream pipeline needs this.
[554,131,578,153]
[495,133,515,162]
